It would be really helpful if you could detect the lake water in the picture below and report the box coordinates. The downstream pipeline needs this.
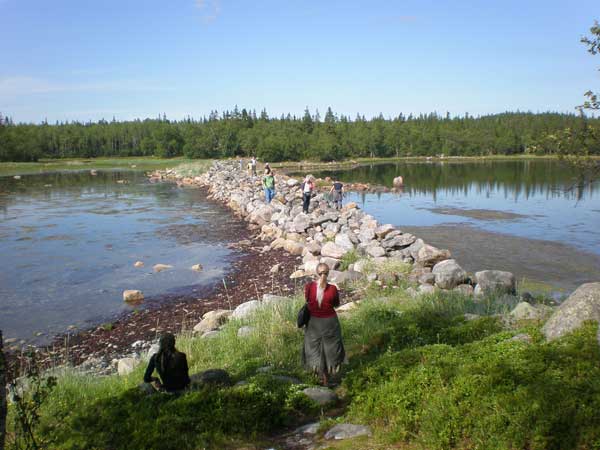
[0,171,236,344]
[306,160,600,294]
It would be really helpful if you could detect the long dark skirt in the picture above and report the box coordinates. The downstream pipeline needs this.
[302,315,345,376]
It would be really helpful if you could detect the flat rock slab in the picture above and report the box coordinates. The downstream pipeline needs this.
[302,387,338,405]
[190,369,232,387]
[325,423,372,440]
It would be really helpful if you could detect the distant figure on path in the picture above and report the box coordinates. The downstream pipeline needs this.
[238,157,244,171]
[329,180,344,210]
[262,168,276,203]
[301,175,315,214]
[302,263,345,386]
[143,332,190,392]
[251,156,257,176]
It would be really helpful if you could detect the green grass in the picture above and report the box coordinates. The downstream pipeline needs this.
[0,156,193,176]
[7,278,600,449]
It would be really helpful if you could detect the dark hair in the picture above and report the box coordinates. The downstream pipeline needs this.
[157,332,176,375]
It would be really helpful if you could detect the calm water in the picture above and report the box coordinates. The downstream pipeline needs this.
[307,160,600,292]
[0,171,235,344]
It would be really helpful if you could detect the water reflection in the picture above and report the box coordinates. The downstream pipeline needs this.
[0,171,235,344]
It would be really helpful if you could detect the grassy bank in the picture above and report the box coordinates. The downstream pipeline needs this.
[6,268,600,450]
[0,157,193,176]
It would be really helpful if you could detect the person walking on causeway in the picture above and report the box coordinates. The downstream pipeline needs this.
[301,175,315,214]
[262,168,276,203]
[143,332,190,392]
[329,179,344,210]
[302,263,345,386]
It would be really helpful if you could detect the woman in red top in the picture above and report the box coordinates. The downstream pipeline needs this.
[302,263,345,386]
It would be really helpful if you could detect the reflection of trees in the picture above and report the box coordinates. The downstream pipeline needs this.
[306,160,599,201]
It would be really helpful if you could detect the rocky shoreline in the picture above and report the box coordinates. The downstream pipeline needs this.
[0,159,539,379]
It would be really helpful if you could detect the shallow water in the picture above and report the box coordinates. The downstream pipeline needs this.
[0,171,235,344]
[306,160,600,293]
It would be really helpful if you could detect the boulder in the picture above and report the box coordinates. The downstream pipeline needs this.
[390,233,417,248]
[418,273,436,285]
[454,284,474,296]
[305,242,322,255]
[193,309,232,334]
[283,240,305,255]
[319,257,341,270]
[325,424,372,440]
[134,261,144,268]
[407,238,425,259]
[249,205,274,225]
[474,270,516,296]
[290,269,307,279]
[432,259,467,289]
[190,369,232,387]
[542,282,600,341]
[416,245,451,267]
[123,290,144,303]
[286,178,299,187]
[304,260,320,275]
[334,233,355,251]
[321,242,348,259]
[343,202,358,210]
[365,244,386,258]
[418,284,438,295]
[393,176,404,187]
[509,302,547,321]
[292,214,311,233]
[117,357,139,376]
[375,224,395,239]
[191,263,204,272]
[358,228,376,243]
[302,387,338,405]
[231,300,262,319]
[353,259,371,274]
[153,264,173,272]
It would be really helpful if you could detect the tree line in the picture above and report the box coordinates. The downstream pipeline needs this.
[1,108,599,162]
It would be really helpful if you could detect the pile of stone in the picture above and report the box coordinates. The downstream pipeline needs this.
[152,160,516,297]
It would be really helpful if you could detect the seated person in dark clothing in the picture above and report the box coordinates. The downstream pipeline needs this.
[143,332,190,392]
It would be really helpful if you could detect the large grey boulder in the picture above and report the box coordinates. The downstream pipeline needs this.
[510,302,552,321]
[231,300,262,319]
[375,224,395,239]
[248,205,274,226]
[292,214,311,233]
[474,270,516,296]
[302,387,338,405]
[325,424,372,440]
[365,244,386,258]
[358,228,376,243]
[283,240,305,255]
[329,270,363,285]
[432,259,467,289]
[542,282,600,341]
[321,242,348,259]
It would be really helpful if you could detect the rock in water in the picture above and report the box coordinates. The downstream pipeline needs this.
[134,261,144,268]
[153,264,173,272]
[191,264,203,272]
[123,290,144,302]
[542,282,600,341]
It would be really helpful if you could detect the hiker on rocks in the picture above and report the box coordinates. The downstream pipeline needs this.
[262,168,276,203]
[251,157,257,176]
[329,180,344,210]
[143,332,190,392]
[238,157,244,171]
[301,175,315,214]
[302,263,345,386]
[247,161,253,176]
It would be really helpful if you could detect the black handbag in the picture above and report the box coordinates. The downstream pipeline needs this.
[297,302,310,328]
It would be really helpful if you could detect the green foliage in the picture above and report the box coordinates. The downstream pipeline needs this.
[343,323,600,449]
[339,249,360,271]
[1,110,599,162]
[8,351,57,450]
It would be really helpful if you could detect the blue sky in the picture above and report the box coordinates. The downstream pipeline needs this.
[0,0,598,123]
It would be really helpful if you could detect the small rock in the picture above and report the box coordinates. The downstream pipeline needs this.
[325,424,372,440]
[510,302,546,321]
[153,263,173,272]
[432,259,467,289]
[123,290,144,302]
[134,261,144,268]
[474,270,516,296]
[269,263,281,274]
[302,387,338,405]
[231,300,262,319]
[294,422,320,435]
[454,284,474,296]
[190,369,232,387]
[290,269,307,279]
[321,242,349,259]
[191,264,204,272]
[510,333,533,343]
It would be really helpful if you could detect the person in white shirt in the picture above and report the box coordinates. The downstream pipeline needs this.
[302,175,315,213]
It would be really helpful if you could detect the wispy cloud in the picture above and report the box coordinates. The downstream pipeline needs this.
[195,0,222,24]
[0,76,173,98]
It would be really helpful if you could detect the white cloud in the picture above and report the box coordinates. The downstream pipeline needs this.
[0,76,173,98]
[195,0,221,24]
